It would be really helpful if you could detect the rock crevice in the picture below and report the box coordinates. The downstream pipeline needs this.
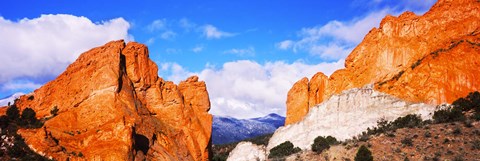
[13,40,212,161]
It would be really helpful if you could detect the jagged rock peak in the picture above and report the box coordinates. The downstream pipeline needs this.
[12,40,212,161]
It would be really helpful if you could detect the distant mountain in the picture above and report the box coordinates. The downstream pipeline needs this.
[0,92,24,107]
[212,113,285,145]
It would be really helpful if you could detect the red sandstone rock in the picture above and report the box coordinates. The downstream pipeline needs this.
[285,77,309,125]
[12,40,212,161]
[285,0,480,125]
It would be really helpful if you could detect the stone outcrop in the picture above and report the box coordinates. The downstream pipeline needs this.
[11,40,212,160]
[226,142,266,161]
[285,0,480,125]
[271,86,436,151]
[285,78,309,125]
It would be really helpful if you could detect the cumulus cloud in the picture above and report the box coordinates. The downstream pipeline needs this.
[192,45,204,53]
[0,14,132,93]
[160,60,344,119]
[277,40,294,50]
[146,19,177,42]
[278,9,393,60]
[159,62,197,83]
[203,24,235,39]
[179,18,197,32]
[147,19,167,32]
[160,30,177,40]
[2,81,42,91]
[223,47,255,56]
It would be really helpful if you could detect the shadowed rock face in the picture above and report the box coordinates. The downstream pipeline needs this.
[11,40,212,161]
[286,0,480,125]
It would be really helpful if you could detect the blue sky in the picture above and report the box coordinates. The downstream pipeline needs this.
[0,0,436,118]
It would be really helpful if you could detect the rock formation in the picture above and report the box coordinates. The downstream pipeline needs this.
[226,142,266,161]
[285,0,480,125]
[8,40,212,160]
[270,86,436,151]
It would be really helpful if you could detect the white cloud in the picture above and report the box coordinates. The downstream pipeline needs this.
[179,18,196,32]
[192,45,204,53]
[298,9,390,44]
[159,62,197,83]
[165,48,181,54]
[147,19,167,32]
[223,47,255,56]
[160,30,177,40]
[160,60,344,119]
[146,19,177,42]
[308,43,353,60]
[277,40,294,50]
[0,14,132,92]
[276,8,398,60]
[146,38,155,45]
[279,9,393,61]
[2,81,42,91]
[203,24,235,39]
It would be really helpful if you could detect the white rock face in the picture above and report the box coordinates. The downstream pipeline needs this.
[227,142,267,161]
[267,86,436,151]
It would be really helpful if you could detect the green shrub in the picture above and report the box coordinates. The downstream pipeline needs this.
[472,140,480,150]
[0,115,9,129]
[312,136,330,153]
[268,141,301,159]
[366,114,423,136]
[312,136,338,153]
[391,114,423,129]
[453,91,480,112]
[433,107,464,123]
[354,145,373,161]
[211,154,227,161]
[453,127,462,135]
[424,131,432,138]
[325,136,338,145]
[358,132,369,141]
[6,105,20,121]
[50,106,59,116]
[453,156,464,161]
[401,137,413,146]
[21,108,36,124]
[19,108,43,128]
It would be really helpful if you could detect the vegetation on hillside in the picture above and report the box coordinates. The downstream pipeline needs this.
[0,104,50,160]
[211,91,480,160]
[268,141,301,159]
[354,145,373,161]
[312,136,337,153]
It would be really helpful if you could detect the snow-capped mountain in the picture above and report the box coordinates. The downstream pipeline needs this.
[212,113,285,145]
[0,92,24,107]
